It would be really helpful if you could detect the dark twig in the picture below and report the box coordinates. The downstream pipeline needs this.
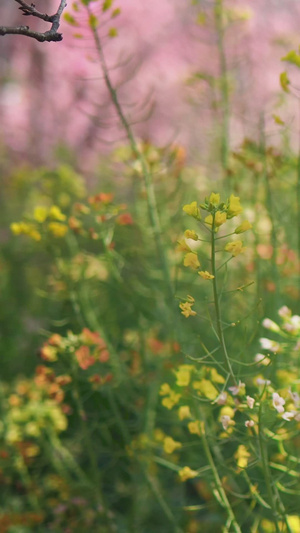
[0,0,67,42]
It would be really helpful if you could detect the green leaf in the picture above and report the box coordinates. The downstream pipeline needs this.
[272,114,285,125]
[108,27,118,38]
[281,50,300,68]
[81,0,98,5]
[279,71,290,93]
[89,13,99,29]
[63,12,79,26]
[103,0,114,11]
[112,7,121,18]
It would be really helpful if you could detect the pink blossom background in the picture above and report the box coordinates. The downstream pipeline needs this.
[0,0,300,168]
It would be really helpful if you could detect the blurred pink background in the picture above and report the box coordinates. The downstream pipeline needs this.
[1,0,300,167]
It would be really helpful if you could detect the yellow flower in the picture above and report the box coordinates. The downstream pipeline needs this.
[188,421,202,436]
[224,240,246,257]
[11,222,24,235]
[182,201,201,220]
[234,220,252,234]
[48,223,68,238]
[198,270,214,280]
[162,390,181,409]
[163,436,182,454]
[205,214,213,226]
[209,192,220,206]
[219,406,235,419]
[287,516,300,532]
[178,466,198,482]
[184,229,198,240]
[215,211,227,226]
[178,405,192,420]
[205,211,226,228]
[183,252,200,269]
[49,205,66,221]
[33,206,48,223]
[192,379,218,400]
[179,302,196,318]
[175,365,194,386]
[176,239,192,253]
[159,383,172,396]
[210,368,225,384]
[10,222,41,241]
[227,195,243,218]
[234,444,250,469]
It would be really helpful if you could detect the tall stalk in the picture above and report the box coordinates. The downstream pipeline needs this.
[200,417,242,533]
[210,214,236,384]
[86,6,173,304]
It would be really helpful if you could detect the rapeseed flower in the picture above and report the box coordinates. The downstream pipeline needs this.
[183,252,200,269]
[175,365,194,387]
[234,220,252,233]
[225,240,246,257]
[178,466,198,482]
[179,302,196,318]
[182,201,201,220]
[163,436,182,454]
[198,270,214,280]
[227,194,243,218]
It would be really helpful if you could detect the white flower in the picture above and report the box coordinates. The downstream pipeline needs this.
[215,392,227,405]
[255,353,270,366]
[282,315,300,334]
[246,396,255,409]
[272,392,285,414]
[278,306,291,319]
[256,378,271,386]
[221,415,231,430]
[259,338,280,353]
[262,318,280,332]
[228,380,245,396]
[282,411,295,421]
[245,420,255,428]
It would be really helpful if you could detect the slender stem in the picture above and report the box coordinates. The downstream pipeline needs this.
[259,116,280,309]
[210,217,236,384]
[258,402,281,533]
[200,418,242,533]
[87,9,173,304]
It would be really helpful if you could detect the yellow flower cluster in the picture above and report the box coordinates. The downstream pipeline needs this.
[159,383,181,409]
[179,295,196,318]
[179,192,251,286]
[11,205,68,241]
[11,222,41,241]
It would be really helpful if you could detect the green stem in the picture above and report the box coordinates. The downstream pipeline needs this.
[259,116,280,307]
[258,402,281,533]
[87,9,173,305]
[200,418,242,533]
[210,218,236,384]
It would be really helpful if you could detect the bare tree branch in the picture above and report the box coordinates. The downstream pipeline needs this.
[0,0,67,42]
